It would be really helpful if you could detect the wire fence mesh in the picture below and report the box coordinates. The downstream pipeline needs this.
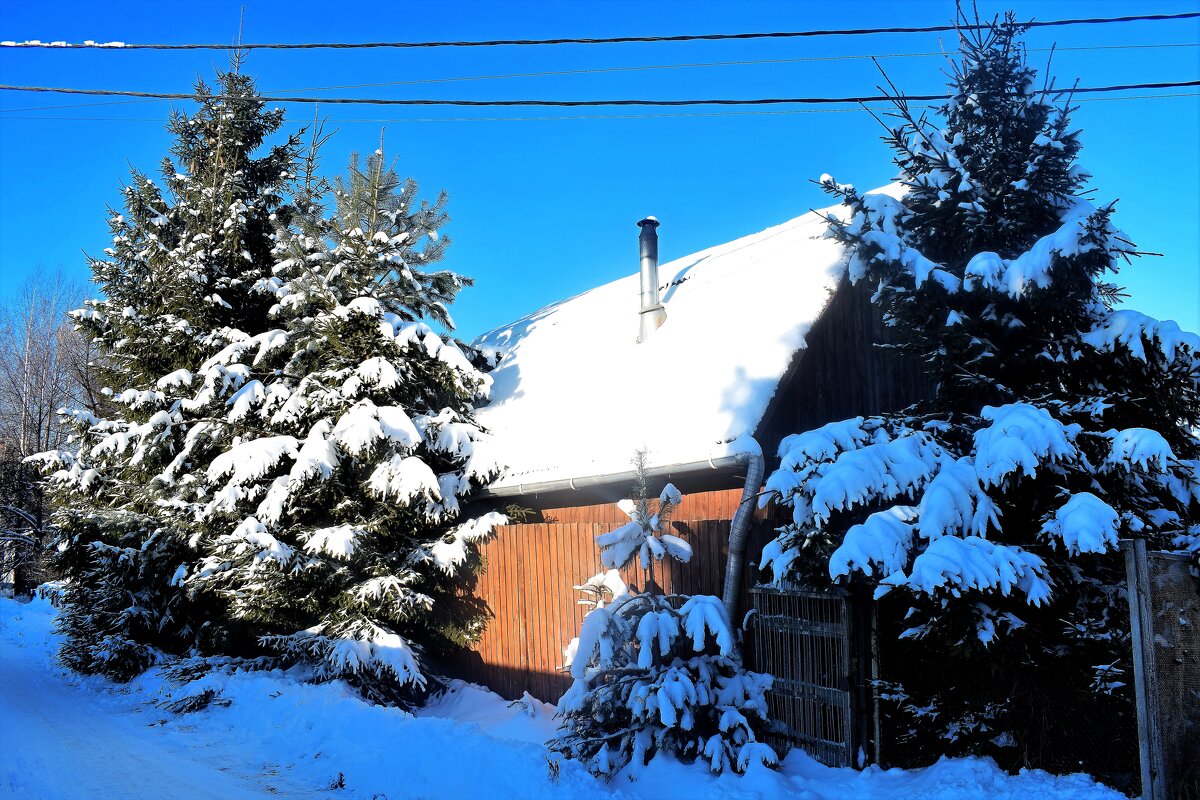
[746,544,1198,795]
[749,587,856,767]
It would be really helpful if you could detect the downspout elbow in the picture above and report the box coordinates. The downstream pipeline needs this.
[721,439,765,626]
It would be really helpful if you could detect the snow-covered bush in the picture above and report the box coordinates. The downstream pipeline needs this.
[551,462,775,778]
[553,591,775,778]
[759,12,1199,778]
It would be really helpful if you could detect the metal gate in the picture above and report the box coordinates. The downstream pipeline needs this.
[749,586,859,767]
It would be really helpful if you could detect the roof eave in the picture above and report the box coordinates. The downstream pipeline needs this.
[479,451,752,499]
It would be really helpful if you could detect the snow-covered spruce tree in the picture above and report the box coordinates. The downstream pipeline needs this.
[33,72,302,679]
[180,145,502,705]
[551,458,775,778]
[759,14,1199,774]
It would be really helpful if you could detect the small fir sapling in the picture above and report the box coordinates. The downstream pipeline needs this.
[594,450,692,591]
[551,453,775,778]
[758,8,1199,776]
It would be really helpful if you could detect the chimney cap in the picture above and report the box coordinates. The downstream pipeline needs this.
[638,216,660,229]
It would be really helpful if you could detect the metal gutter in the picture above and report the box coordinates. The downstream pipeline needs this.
[480,451,747,499]
[482,438,766,637]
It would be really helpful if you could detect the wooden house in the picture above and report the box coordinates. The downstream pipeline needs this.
[454,195,926,702]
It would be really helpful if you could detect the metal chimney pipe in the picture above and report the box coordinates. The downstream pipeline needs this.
[637,217,666,343]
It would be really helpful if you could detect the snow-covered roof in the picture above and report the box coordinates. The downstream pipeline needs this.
[473,201,852,491]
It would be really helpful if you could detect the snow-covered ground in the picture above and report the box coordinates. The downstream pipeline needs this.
[0,596,1124,800]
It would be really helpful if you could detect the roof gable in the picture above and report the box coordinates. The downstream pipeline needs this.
[474,203,852,490]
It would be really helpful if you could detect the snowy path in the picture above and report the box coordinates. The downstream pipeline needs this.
[0,598,1125,800]
[0,609,325,800]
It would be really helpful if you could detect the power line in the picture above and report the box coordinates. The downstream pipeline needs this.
[1,12,1197,51]
[2,93,1196,125]
[4,41,1197,115]
[0,98,156,114]
[254,42,1200,91]
[2,79,1198,107]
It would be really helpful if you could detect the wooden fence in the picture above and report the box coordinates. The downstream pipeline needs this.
[451,518,774,702]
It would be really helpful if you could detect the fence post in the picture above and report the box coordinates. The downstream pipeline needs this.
[1121,538,1165,800]
[869,599,882,767]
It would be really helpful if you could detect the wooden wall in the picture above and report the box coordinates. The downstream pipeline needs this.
[756,278,931,452]
[452,516,777,703]
[528,487,745,524]
[453,278,927,703]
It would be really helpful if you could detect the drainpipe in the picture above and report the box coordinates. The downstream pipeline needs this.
[637,217,666,343]
[721,438,765,625]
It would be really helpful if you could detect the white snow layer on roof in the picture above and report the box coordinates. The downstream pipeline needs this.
[474,201,855,489]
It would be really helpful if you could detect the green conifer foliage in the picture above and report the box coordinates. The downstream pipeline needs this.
[39,77,501,704]
[759,13,1199,778]
[37,72,302,678]
[181,147,503,705]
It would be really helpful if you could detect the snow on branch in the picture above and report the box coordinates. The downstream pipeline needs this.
[1082,309,1200,368]
[332,400,419,456]
[267,622,426,689]
[809,434,944,523]
[207,435,299,487]
[289,419,339,484]
[1040,493,1119,555]
[678,594,735,655]
[829,505,918,581]
[917,457,1000,540]
[367,455,441,505]
[963,205,1127,298]
[880,535,1051,605]
[973,403,1079,487]
[218,516,296,567]
[1103,428,1174,473]
[303,524,364,560]
[428,511,507,575]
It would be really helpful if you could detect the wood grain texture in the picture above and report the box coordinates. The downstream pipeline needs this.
[454,277,930,702]
[454,517,777,702]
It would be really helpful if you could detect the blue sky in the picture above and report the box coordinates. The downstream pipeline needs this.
[1,0,1197,339]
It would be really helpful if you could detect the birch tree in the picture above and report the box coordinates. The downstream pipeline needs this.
[0,271,93,593]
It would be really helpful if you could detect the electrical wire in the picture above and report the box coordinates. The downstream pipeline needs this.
[2,92,1196,125]
[251,42,1200,92]
[1,12,1197,50]
[3,41,1195,114]
[2,79,1198,107]
[0,98,159,113]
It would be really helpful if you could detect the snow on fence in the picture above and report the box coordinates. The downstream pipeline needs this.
[1123,541,1200,800]
[455,518,770,703]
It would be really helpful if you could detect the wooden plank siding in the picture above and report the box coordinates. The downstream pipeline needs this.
[516,487,746,525]
[755,278,931,451]
[453,516,779,702]
[453,278,930,703]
